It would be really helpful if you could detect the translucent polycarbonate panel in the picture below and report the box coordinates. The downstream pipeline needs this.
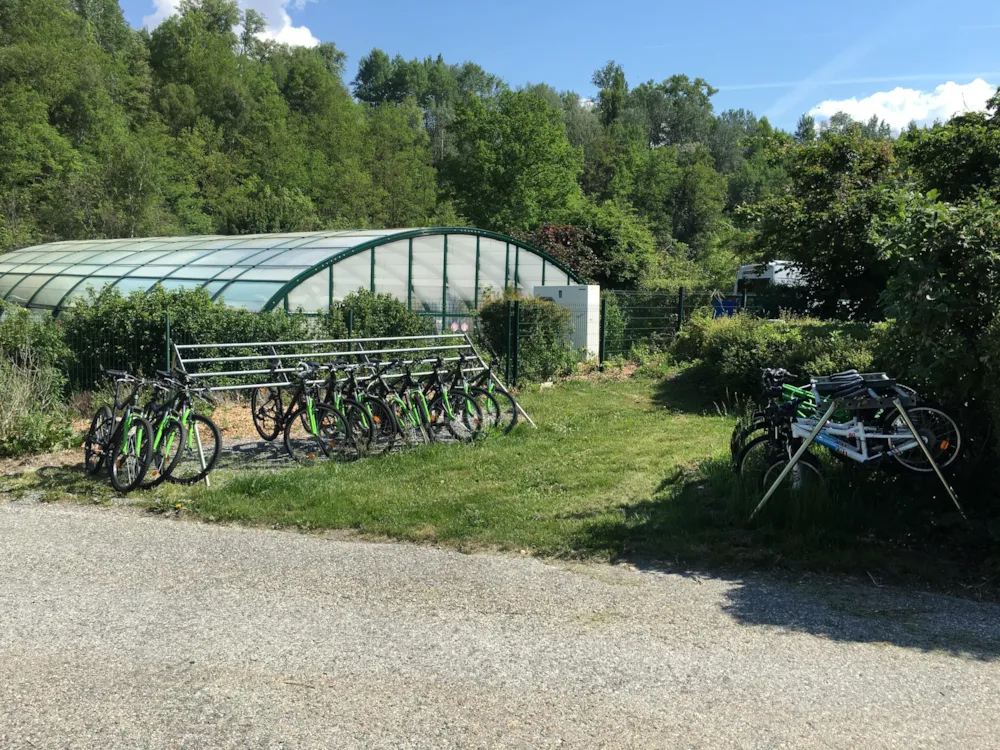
[36,264,72,274]
[0,263,19,274]
[84,250,142,265]
[298,236,372,250]
[332,251,372,300]
[188,248,264,266]
[30,276,84,308]
[148,249,215,265]
[156,279,203,294]
[0,275,26,298]
[446,235,477,309]
[52,251,107,265]
[113,278,158,296]
[235,266,306,282]
[166,265,229,280]
[113,250,173,267]
[410,236,444,312]
[223,237,301,250]
[477,238,507,297]
[85,265,139,279]
[287,268,330,313]
[122,264,180,278]
[373,241,409,302]
[203,281,227,297]
[64,277,118,305]
[516,249,545,294]
[5,275,55,305]
[214,281,283,310]
[11,263,46,274]
[259,248,345,267]
[204,266,252,281]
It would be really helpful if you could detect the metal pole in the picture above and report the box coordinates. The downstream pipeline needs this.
[598,295,607,369]
[347,309,354,339]
[677,286,686,330]
[165,313,171,372]
[891,398,967,521]
[512,299,521,386]
[740,289,748,311]
[504,299,512,385]
[749,399,840,522]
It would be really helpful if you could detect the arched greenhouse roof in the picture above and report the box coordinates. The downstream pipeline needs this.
[0,228,583,316]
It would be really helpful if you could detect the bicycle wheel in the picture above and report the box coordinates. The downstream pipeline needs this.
[142,416,186,489]
[886,405,961,473]
[168,413,222,485]
[737,434,779,487]
[283,403,355,465]
[428,392,484,443]
[488,387,519,434]
[731,417,767,469]
[251,386,282,441]
[762,450,824,493]
[338,398,375,456]
[109,416,154,494]
[390,397,429,447]
[84,406,114,475]
[363,396,397,452]
[468,388,503,433]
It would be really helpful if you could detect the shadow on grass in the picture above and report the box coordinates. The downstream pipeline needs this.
[573,457,1000,660]
[651,363,732,415]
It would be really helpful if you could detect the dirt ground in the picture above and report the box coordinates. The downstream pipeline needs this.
[1,402,263,478]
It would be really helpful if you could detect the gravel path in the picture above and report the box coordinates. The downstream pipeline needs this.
[2,502,1000,749]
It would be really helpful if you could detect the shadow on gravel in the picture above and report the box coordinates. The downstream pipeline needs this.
[721,575,1000,661]
[576,462,1000,661]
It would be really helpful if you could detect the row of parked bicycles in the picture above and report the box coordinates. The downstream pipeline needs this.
[83,354,519,494]
[731,368,962,492]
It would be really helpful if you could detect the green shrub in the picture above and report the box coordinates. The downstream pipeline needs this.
[0,303,72,456]
[316,289,436,340]
[61,286,313,388]
[672,311,874,397]
[478,292,577,382]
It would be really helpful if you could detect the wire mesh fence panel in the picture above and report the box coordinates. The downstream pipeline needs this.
[602,290,682,359]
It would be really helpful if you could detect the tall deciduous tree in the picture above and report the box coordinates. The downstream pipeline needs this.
[443,90,582,233]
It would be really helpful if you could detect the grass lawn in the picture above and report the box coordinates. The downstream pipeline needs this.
[6,365,1000,597]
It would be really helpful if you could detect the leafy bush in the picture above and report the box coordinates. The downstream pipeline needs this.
[672,311,874,397]
[478,292,577,382]
[0,303,72,456]
[61,286,313,388]
[316,289,436,340]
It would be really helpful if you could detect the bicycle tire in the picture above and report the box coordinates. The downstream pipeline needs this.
[390,397,430,447]
[84,406,114,475]
[142,416,186,489]
[488,386,519,434]
[884,405,962,473]
[362,396,397,452]
[168,413,222,485]
[251,386,282,441]
[761,450,824,493]
[283,403,355,465]
[428,392,484,443]
[109,415,154,494]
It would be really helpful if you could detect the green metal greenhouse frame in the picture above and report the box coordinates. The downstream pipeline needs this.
[0,227,583,326]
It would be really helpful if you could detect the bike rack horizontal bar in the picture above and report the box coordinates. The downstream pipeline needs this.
[180,344,470,366]
[174,333,465,350]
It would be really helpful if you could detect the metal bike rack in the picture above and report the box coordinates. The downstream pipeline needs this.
[749,396,966,523]
[171,332,535,427]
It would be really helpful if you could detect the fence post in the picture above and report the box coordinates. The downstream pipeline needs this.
[512,299,521,386]
[598,295,607,369]
[677,286,686,330]
[165,313,171,372]
[347,308,354,338]
[504,299,512,385]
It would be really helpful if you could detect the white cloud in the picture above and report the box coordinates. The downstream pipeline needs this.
[142,0,319,48]
[810,78,997,132]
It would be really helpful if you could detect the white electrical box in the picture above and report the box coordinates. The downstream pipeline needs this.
[533,285,601,360]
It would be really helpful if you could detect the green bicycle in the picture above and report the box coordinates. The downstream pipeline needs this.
[84,370,154,494]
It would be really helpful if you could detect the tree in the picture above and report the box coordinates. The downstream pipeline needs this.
[443,90,582,233]
[794,114,816,143]
[739,129,898,319]
[592,61,628,128]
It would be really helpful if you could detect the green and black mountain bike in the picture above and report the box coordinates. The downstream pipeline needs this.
[84,370,154,494]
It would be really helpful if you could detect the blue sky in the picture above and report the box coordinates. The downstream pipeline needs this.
[122,0,1000,130]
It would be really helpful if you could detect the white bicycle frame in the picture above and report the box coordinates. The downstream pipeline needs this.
[789,416,920,464]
